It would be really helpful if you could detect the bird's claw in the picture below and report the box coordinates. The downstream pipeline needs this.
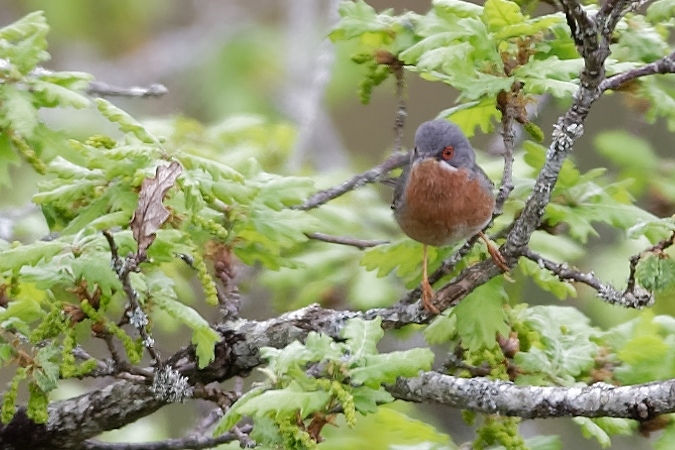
[421,279,440,314]
[487,243,509,273]
[479,232,510,273]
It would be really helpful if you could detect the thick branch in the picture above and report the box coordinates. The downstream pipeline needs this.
[0,381,163,449]
[389,372,675,421]
[13,300,675,449]
[502,0,618,256]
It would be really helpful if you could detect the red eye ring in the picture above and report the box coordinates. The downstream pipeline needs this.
[441,146,454,160]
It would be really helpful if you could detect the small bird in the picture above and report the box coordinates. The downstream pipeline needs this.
[392,120,507,313]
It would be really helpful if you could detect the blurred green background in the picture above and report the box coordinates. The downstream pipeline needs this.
[1,1,673,448]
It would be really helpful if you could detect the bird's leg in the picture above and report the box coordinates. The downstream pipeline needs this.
[421,244,440,314]
[479,232,509,272]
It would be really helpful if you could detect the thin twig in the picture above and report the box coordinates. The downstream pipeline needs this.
[522,248,653,308]
[192,407,225,436]
[102,333,127,369]
[597,0,644,40]
[103,230,162,367]
[95,332,153,378]
[70,346,107,370]
[494,88,518,214]
[392,60,407,154]
[600,50,675,92]
[306,232,388,249]
[28,66,168,99]
[233,425,256,448]
[296,152,409,211]
[86,81,168,98]
[82,425,252,450]
[626,231,675,293]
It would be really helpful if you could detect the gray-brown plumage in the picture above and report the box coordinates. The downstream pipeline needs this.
[391,120,506,313]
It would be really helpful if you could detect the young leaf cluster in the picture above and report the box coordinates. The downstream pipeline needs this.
[0,11,322,425]
[331,0,675,136]
[521,140,660,244]
[0,11,92,181]
[213,317,434,448]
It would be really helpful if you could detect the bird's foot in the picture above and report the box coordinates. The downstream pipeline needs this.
[421,279,440,314]
[480,232,509,273]
[487,243,509,273]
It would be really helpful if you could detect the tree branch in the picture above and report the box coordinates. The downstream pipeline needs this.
[495,90,516,215]
[626,231,675,294]
[403,0,642,312]
[600,50,675,92]
[86,81,168,98]
[82,425,251,450]
[306,232,389,249]
[296,152,409,210]
[503,0,618,256]
[392,59,407,154]
[103,230,162,366]
[522,248,653,308]
[389,372,675,420]
[11,299,675,449]
[596,0,645,40]
[0,381,164,449]
[560,0,596,55]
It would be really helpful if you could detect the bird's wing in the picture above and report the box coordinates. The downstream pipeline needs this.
[471,163,495,191]
[391,162,411,210]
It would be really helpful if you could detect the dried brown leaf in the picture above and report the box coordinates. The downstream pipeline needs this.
[130,161,183,258]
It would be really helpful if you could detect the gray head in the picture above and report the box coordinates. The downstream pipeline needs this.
[413,120,475,169]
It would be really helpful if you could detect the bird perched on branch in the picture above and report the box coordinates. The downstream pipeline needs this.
[391,120,508,313]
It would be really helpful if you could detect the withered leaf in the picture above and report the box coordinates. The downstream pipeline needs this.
[130,161,183,259]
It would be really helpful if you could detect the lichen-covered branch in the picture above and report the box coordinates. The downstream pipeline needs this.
[389,372,675,420]
[522,249,653,308]
[503,0,613,255]
[8,300,675,449]
[103,230,162,366]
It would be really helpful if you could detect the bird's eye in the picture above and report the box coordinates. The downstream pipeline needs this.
[441,146,454,160]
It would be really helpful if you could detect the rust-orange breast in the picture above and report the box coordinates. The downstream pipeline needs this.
[394,159,494,247]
